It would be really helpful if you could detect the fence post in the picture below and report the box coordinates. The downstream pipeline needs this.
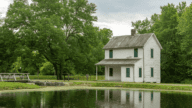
[13,74,17,81]
[0,75,3,81]
[86,74,89,81]
[27,74,30,81]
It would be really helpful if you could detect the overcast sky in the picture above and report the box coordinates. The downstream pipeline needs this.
[0,0,191,36]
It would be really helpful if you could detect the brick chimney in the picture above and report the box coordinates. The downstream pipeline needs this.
[131,29,136,36]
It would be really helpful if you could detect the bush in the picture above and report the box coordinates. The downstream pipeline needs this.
[181,79,192,84]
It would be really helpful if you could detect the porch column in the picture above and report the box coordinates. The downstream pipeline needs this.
[96,65,97,80]
[108,66,109,81]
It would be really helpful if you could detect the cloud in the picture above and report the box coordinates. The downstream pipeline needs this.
[93,12,151,36]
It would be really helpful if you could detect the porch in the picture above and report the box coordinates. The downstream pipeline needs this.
[95,59,139,82]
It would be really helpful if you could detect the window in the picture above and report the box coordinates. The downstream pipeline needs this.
[151,92,153,101]
[134,48,138,57]
[139,92,142,101]
[109,68,113,76]
[151,49,153,58]
[139,68,142,77]
[151,68,153,77]
[109,50,113,58]
[126,68,130,77]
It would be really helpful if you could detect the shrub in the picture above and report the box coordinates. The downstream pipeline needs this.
[181,79,192,84]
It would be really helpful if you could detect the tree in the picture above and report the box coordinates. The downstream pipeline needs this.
[177,3,192,77]
[20,49,45,75]
[0,25,17,73]
[75,27,113,76]
[131,1,188,83]
[40,59,55,75]
[4,0,98,79]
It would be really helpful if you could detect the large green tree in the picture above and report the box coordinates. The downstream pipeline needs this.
[4,0,98,79]
[132,1,189,83]
[177,3,192,77]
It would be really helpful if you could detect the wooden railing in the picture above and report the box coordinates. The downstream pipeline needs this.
[0,73,30,81]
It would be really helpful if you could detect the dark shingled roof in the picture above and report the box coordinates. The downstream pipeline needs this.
[103,33,154,49]
[95,59,140,66]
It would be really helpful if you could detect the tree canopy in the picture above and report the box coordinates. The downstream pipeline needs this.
[131,1,192,83]
[1,0,112,80]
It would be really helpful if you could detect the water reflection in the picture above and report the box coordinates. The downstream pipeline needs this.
[96,90,160,108]
[0,89,192,108]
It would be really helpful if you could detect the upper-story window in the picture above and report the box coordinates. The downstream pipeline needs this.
[151,49,153,58]
[109,50,113,58]
[134,48,138,57]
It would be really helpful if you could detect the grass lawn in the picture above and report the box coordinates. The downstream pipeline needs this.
[0,82,42,90]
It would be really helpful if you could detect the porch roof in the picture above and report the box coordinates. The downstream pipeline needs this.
[95,59,140,66]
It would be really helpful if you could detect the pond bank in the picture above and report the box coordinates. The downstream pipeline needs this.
[1,80,192,93]
[1,86,192,94]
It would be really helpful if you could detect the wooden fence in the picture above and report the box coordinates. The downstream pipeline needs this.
[0,73,30,81]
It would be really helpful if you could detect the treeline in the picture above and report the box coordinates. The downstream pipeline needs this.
[132,2,192,83]
[0,0,112,79]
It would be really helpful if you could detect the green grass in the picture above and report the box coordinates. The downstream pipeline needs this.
[0,82,42,90]
[29,75,105,81]
[29,75,57,80]
[71,82,83,86]
[72,82,192,91]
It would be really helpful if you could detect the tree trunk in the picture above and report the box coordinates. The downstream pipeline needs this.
[57,64,62,80]
[60,63,63,80]
[53,64,59,80]
[55,63,62,80]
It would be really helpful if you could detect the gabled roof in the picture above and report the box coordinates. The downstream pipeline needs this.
[95,59,140,66]
[103,33,162,49]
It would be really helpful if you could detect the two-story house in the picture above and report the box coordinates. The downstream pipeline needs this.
[95,29,163,83]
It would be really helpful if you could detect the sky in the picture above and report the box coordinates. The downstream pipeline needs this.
[0,0,191,36]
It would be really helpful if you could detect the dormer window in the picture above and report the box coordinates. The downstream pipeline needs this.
[134,48,138,57]
[109,50,113,58]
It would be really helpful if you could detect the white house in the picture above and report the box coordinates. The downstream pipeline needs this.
[95,29,163,83]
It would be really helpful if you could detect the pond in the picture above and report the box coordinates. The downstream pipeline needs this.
[0,89,192,108]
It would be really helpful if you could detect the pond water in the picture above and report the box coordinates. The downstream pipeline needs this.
[0,89,192,108]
